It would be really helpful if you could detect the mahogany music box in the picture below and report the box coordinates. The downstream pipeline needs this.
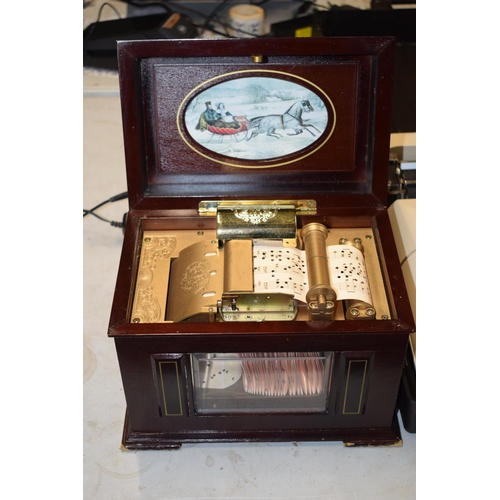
[108,37,415,449]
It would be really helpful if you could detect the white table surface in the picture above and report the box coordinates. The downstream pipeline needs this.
[83,85,415,499]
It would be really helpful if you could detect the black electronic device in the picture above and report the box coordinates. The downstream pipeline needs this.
[83,12,198,70]
[319,6,416,133]
[270,5,416,133]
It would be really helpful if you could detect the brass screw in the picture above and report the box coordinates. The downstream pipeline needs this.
[350,308,360,316]
[132,318,141,323]
[382,315,389,320]
[144,237,151,242]
[365,235,372,240]
[354,238,361,244]
[197,231,204,236]
[339,238,347,244]
[366,308,375,316]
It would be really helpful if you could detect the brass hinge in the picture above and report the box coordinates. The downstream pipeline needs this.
[198,199,316,217]
[198,199,317,245]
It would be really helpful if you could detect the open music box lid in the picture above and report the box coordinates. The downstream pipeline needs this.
[117,37,395,212]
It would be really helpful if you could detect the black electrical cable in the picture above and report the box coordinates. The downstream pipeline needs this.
[199,0,231,35]
[84,2,124,51]
[83,192,128,228]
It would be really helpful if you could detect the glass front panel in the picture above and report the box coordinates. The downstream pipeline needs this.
[191,352,333,415]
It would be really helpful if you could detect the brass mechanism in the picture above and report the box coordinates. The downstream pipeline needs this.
[220,294,297,322]
[132,202,387,324]
[301,223,336,321]
[219,239,298,321]
[165,236,299,323]
[165,239,223,323]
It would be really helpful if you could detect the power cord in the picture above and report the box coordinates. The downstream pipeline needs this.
[83,191,128,229]
[84,2,124,51]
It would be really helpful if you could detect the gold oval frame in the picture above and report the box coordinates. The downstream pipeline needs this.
[176,70,336,169]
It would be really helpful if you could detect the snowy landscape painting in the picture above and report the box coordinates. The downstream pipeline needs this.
[183,76,331,162]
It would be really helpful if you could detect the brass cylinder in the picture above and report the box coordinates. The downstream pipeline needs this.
[301,223,336,317]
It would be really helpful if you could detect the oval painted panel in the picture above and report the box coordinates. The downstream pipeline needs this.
[181,74,333,165]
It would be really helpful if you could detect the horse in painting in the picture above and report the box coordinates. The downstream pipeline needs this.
[246,99,321,141]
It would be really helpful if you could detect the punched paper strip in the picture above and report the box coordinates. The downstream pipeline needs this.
[253,242,372,304]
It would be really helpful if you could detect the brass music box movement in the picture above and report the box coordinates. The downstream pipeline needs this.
[108,37,415,449]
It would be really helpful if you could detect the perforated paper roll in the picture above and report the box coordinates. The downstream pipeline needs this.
[228,4,265,38]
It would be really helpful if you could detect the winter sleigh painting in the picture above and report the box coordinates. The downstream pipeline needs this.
[182,75,333,163]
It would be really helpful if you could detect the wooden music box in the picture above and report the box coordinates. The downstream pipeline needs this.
[108,37,415,449]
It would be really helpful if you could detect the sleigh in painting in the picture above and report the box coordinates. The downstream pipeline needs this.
[195,102,249,143]
[206,115,249,143]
